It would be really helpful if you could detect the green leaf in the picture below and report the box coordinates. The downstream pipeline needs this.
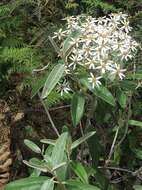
[40,139,56,146]
[71,162,88,183]
[71,131,96,149]
[5,177,48,190]
[71,92,85,127]
[117,90,127,108]
[41,179,54,190]
[128,120,142,128]
[51,133,68,180]
[94,86,115,107]
[80,78,115,106]
[66,180,101,190]
[133,185,142,190]
[41,64,65,99]
[23,160,49,172]
[24,139,41,154]
[51,132,68,167]
[55,156,68,181]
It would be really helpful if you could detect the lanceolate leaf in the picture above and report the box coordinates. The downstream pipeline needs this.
[23,160,49,172]
[5,177,48,190]
[80,78,116,106]
[40,139,56,146]
[51,132,68,167]
[41,64,65,99]
[24,139,41,154]
[71,162,88,183]
[128,120,142,128]
[71,92,85,127]
[71,131,96,149]
[94,86,115,107]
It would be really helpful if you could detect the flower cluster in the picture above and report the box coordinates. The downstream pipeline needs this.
[53,13,139,91]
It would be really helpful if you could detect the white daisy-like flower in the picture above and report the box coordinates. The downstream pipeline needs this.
[110,64,126,80]
[65,16,81,31]
[120,20,132,33]
[69,37,81,48]
[130,40,139,52]
[64,65,71,74]
[110,12,128,23]
[117,12,128,20]
[81,23,94,34]
[53,28,67,40]
[81,34,96,45]
[57,80,72,96]
[69,54,82,69]
[108,14,121,28]
[96,59,113,74]
[86,16,93,23]
[96,41,110,57]
[88,73,102,88]
[110,39,120,51]
[85,58,97,69]
[81,44,95,58]
[97,16,108,25]
[119,47,133,61]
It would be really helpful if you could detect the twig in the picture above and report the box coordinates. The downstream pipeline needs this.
[32,64,49,73]
[49,105,70,111]
[110,176,128,184]
[38,93,60,137]
[98,166,133,174]
[48,36,61,55]
[105,126,120,165]
[79,121,84,136]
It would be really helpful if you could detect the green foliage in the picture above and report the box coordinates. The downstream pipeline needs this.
[6,131,96,190]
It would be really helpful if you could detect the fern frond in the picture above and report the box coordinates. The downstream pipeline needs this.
[82,0,119,14]
[1,37,24,48]
[0,0,34,17]
[45,90,72,108]
[0,47,40,73]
